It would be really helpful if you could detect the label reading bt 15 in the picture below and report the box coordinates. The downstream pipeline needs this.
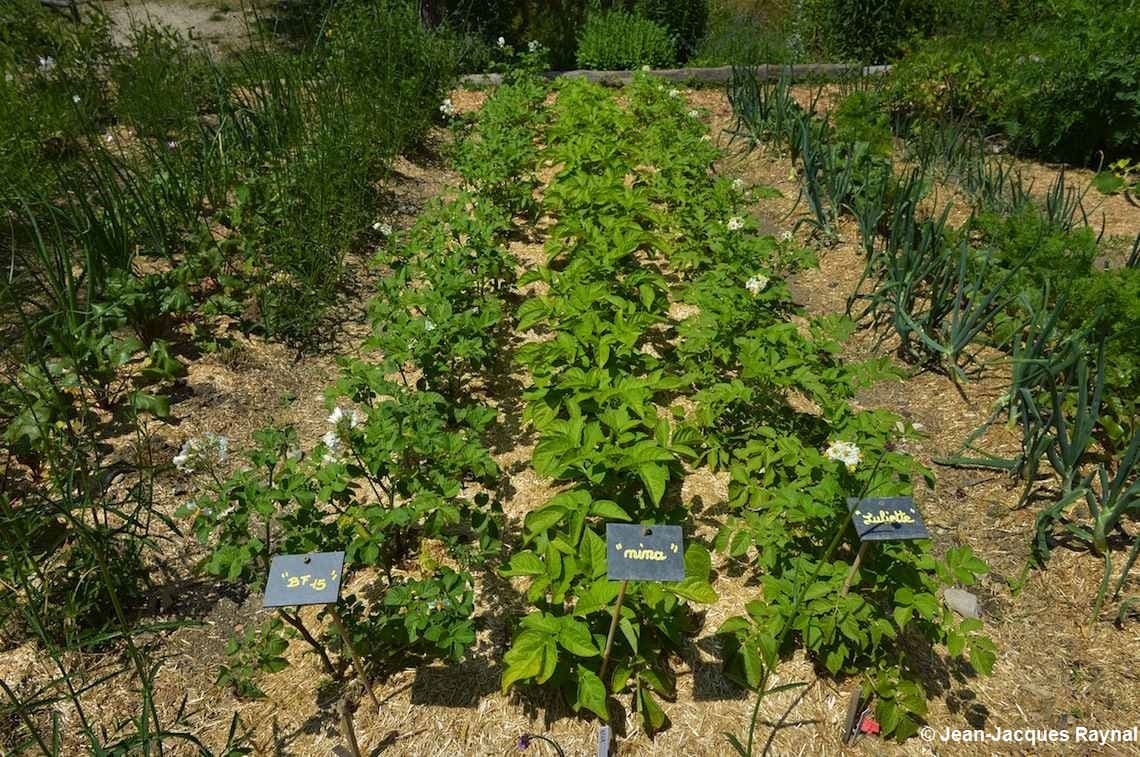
[262,551,345,607]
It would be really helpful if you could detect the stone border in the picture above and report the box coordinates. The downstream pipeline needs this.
[460,64,891,87]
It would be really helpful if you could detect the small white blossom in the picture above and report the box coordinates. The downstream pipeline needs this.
[726,216,744,231]
[688,109,699,118]
[372,221,392,236]
[700,134,711,142]
[71,94,80,104]
[497,36,506,48]
[321,430,341,457]
[165,140,177,150]
[780,230,793,242]
[528,40,539,52]
[327,406,363,428]
[745,274,769,295]
[642,64,651,72]
[105,133,114,143]
[439,98,456,117]
[732,178,745,191]
[824,440,862,471]
[173,433,229,473]
[667,88,680,98]
[37,56,55,72]
[423,318,436,332]
[286,446,303,461]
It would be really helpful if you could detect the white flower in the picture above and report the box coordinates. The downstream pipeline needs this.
[71,94,80,104]
[321,430,340,452]
[824,440,862,471]
[286,446,303,461]
[667,88,680,98]
[745,274,769,295]
[688,109,699,118]
[173,433,229,473]
[372,221,392,236]
[104,134,114,143]
[780,230,793,242]
[726,216,744,231]
[641,64,650,72]
[423,318,436,332]
[732,178,745,191]
[165,140,177,150]
[37,56,55,72]
[700,134,711,142]
[439,98,456,117]
[497,36,506,48]
[528,40,539,52]
[328,406,364,428]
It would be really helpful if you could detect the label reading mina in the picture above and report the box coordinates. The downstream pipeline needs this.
[606,524,685,582]
[263,551,346,608]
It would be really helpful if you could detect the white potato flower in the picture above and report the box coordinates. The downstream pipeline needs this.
[423,318,436,332]
[667,88,680,98]
[497,36,506,48]
[824,440,862,471]
[528,40,539,52]
[173,433,229,473]
[732,178,745,191]
[780,230,793,242]
[439,98,456,117]
[327,406,363,428]
[745,274,769,295]
[726,216,744,231]
[688,109,699,118]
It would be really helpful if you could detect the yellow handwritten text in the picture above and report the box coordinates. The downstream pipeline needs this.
[860,510,916,526]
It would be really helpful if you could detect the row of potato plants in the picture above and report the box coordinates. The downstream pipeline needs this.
[175,75,549,696]
[728,67,1140,622]
[499,74,993,742]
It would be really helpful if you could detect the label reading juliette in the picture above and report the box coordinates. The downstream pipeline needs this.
[846,497,930,541]
[262,551,345,607]
[605,524,685,582]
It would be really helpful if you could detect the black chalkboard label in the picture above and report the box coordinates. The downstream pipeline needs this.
[263,551,345,607]
[606,524,685,582]
[846,497,929,541]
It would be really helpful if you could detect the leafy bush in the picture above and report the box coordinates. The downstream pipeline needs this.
[886,1,1140,162]
[632,0,708,59]
[576,10,676,70]
[689,8,802,67]
[799,0,940,62]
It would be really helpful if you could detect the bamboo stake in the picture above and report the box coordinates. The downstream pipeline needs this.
[840,542,870,596]
[328,605,381,710]
[338,699,363,757]
[599,580,629,683]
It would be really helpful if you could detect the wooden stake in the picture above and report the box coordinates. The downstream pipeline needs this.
[840,542,870,596]
[599,580,629,683]
[338,699,363,757]
[328,605,381,710]
[277,608,336,675]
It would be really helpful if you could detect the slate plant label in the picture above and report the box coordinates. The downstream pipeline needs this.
[606,524,685,582]
[263,551,346,607]
[845,497,930,541]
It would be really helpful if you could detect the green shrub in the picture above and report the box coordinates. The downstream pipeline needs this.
[688,7,802,66]
[576,10,676,70]
[886,1,1140,162]
[799,0,939,62]
[833,90,893,157]
[1061,266,1140,402]
[632,0,708,59]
